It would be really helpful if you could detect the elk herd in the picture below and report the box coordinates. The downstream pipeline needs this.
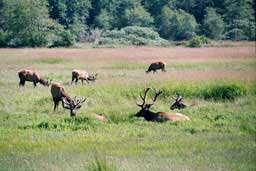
[17,61,190,122]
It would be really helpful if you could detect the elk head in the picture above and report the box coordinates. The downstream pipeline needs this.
[135,87,162,118]
[170,94,186,110]
[88,73,98,82]
[62,96,86,117]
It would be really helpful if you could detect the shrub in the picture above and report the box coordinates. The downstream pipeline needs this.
[96,26,169,46]
[188,35,210,47]
[51,30,75,47]
[203,83,247,100]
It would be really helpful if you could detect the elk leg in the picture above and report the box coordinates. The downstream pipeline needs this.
[75,78,78,84]
[19,80,25,87]
[71,76,75,84]
[53,99,59,111]
[33,81,37,87]
[81,79,84,85]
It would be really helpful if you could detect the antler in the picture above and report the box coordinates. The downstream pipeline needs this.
[72,96,86,106]
[62,97,71,108]
[148,88,162,105]
[177,95,183,102]
[136,87,151,107]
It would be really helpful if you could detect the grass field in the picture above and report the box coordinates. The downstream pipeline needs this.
[0,45,255,171]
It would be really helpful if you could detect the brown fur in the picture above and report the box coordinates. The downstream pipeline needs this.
[146,61,166,73]
[157,112,190,121]
[88,113,108,122]
[135,88,190,122]
[71,70,90,84]
[18,69,49,87]
[50,82,71,111]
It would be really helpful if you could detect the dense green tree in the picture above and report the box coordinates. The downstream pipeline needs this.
[158,6,197,40]
[202,7,225,39]
[223,0,255,40]
[0,0,61,47]
[124,5,154,27]
[48,0,91,40]
[142,0,170,17]
[94,9,113,29]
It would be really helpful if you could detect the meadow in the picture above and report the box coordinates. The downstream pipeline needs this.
[0,45,255,171]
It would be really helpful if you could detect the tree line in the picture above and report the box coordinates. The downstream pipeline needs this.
[0,0,255,47]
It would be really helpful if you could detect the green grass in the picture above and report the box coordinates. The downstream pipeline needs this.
[0,48,255,171]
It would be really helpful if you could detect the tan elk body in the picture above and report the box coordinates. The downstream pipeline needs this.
[71,69,97,84]
[135,88,190,122]
[18,69,49,87]
[50,82,72,111]
[88,113,108,122]
[146,61,166,73]
[50,82,86,116]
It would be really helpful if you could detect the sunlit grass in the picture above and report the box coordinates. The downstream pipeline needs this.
[0,47,255,171]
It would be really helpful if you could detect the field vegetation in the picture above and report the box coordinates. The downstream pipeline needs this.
[0,46,255,171]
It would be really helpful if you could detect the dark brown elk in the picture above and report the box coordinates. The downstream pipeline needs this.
[135,88,190,122]
[146,61,166,73]
[71,69,98,85]
[18,69,50,87]
[170,94,186,110]
[50,82,86,116]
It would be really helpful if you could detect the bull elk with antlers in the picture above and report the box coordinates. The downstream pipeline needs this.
[170,94,186,110]
[135,88,190,122]
[50,82,86,116]
[146,61,166,73]
[71,69,98,85]
[18,69,50,87]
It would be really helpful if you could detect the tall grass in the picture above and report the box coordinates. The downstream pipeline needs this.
[0,47,255,171]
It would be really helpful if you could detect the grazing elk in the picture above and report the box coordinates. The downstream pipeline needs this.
[170,94,186,110]
[71,69,98,85]
[18,69,50,87]
[50,82,86,116]
[146,61,166,73]
[135,88,190,122]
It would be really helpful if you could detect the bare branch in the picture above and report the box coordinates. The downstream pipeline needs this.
[149,88,162,105]
[137,87,151,107]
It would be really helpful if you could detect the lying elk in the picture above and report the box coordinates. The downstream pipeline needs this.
[135,88,190,122]
[87,113,108,122]
[71,69,98,85]
[18,69,50,87]
[146,61,166,73]
[50,82,86,116]
[170,94,186,110]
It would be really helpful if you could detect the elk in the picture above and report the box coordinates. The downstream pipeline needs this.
[18,69,50,87]
[170,94,186,110]
[135,88,190,122]
[50,82,86,116]
[88,113,108,122]
[71,69,98,85]
[146,61,166,73]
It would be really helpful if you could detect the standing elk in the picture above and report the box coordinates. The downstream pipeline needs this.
[135,88,190,122]
[50,82,86,116]
[18,69,50,87]
[170,94,186,110]
[71,69,98,85]
[146,61,166,73]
